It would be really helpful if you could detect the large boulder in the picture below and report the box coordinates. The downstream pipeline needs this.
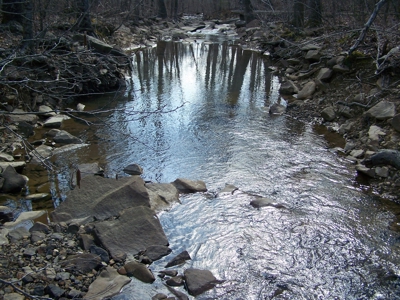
[0,165,27,193]
[184,268,221,296]
[365,101,396,120]
[84,266,131,300]
[93,206,169,260]
[51,175,150,223]
[145,182,180,212]
[297,81,316,100]
[121,261,155,283]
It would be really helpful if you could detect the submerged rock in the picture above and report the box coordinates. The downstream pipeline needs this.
[165,250,191,268]
[250,198,285,209]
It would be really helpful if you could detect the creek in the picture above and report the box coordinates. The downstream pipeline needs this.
[27,38,400,299]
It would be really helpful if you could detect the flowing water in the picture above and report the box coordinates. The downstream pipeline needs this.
[28,39,400,299]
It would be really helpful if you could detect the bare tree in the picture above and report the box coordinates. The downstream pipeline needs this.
[293,0,304,27]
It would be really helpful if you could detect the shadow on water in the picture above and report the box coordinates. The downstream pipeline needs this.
[8,40,400,299]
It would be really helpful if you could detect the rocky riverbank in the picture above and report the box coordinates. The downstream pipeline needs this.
[1,14,400,299]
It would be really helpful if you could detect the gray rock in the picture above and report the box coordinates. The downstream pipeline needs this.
[123,163,143,175]
[368,125,386,142]
[172,178,207,193]
[8,108,38,124]
[25,193,51,201]
[321,107,336,122]
[93,206,169,260]
[269,103,286,115]
[144,245,172,261]
[332,64,350,73]
[349,149,364,158]
[339,121,354,134]
[279,80,299,95]
[46,128,60,137]
[77,162,104,177]
[0,165,27,193]
[0,206,14,223]
[392,114,400,132]
[53,130,82,144]
[159,270,178,277]
[146,182,180,212]
[38,105,57,117]
[356,164,375,177]
[317,68,333,82]
[8,226,31,242]
[52,175,150,222]
[29,221,51,233]
[90,245,110,264]
[30,145,53,162]
[305,50,320,62]
[250,198,285,209]
[301,44,320,51]
[375,166,389,178]
[79,233,95,250]
[23,247,37,258]
[0,152,14,162]
[31,231,46,243]
[3,293,25,300]
[166,276,185,286]
[184,268,221,296]
[3,211,46,229]
[297,81,316,100]
[365,149,400,169]
[61,253,103,274]
[43,115,70,128]
[0,228,9,246]
[365,101,396,120]
[123,261,155,283]
[84,266,131,300]
[45,284,65,299]
[0,162,26,171]
[55,272,71,281]
[165,250,191,268]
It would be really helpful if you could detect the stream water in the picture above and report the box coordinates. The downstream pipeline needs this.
[27,39,400,299]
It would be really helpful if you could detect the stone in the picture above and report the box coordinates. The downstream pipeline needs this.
[0,165,27,193]
[375,166,389,178]
[0,152,14,162]
[152,293,168,300]
[146,182,180,212]
[77,162,104,177]
[368,125,386,142]
[279,80,298,95]
[8,108,38,124]
[184,268,221,296]
[30,145,53,162]
[52,143,89,155]
[123,261,155,283]
[93,206,169,260]
[165,250,191,268]
[45,284,65,299]
[23,247,37,258]
[8,226,31,242]
[365,150,400,169]
[38,105,57,117]
[250,198,285,209]
[159,270,178,277]
[29,221,51,233]
[220,184,238,194]
[31,231,46,243]
[84,266,131,300]
[349,149,364,158]
[144,245,172,261]
[66,223,80,234]
[305,50,320,62]
[392,114,400,132]
[356,164,375,177]
[297,81,316,100]
[4,211,46,229]
[172,178,207,193]
[32,285,46,296]
[79,233,96,250]
[269,103,286,115]
[301,44,320,51]
[43,115,70,128]
[0,206,13,223]
[90,245,110,264]
[339,121,354,134]
[123,163,143,175]
[316,68,333,82]
[321,107,336,122]
[53,130,83,144]
[0,228,9,246]
[365,101,396,120]
[61,253,103,274]
[0,162,26,171]
[25,193,51,201]
[166,276,184,286]
[46,128,60,137]
[55,272,71,281]
[52,175,150,222]
[3,293,25,300]
[332,64,350,73]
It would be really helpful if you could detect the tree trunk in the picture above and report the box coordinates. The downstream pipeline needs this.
[74,0,94,34]
[243,0,255,23]
[293,0,304,27]
[157,0,168,19]
[21,0,33,52]
[308,0,322,27]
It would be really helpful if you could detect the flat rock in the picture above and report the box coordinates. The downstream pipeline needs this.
[122,261,155,283]
[0,162,26,171]
[184,268,221,296]
[84,266,131,300]
[301,44,320,51]
[144,245,172,261]
[0,152,14,162]
[250,198,285,209]
[297,81,316,100]
[0,228,9,245]
[30,145,53,162]
[172,178,207,193]
[38,105,57,117]
[123,163,143,175]
[52,175,150,222]
[8,108,38,124]
[53,130,83,144]
[146,182,180,212]
[52,143,89,155]
[8,226,31,242]
[365,101,396,120]
[3,293,25,300]
[43,115,70,128]
[4,210,46,229]
[93,206,168,260]
[61,253,103,274]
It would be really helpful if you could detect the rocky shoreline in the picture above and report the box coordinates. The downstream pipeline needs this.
[1,15,400,299]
